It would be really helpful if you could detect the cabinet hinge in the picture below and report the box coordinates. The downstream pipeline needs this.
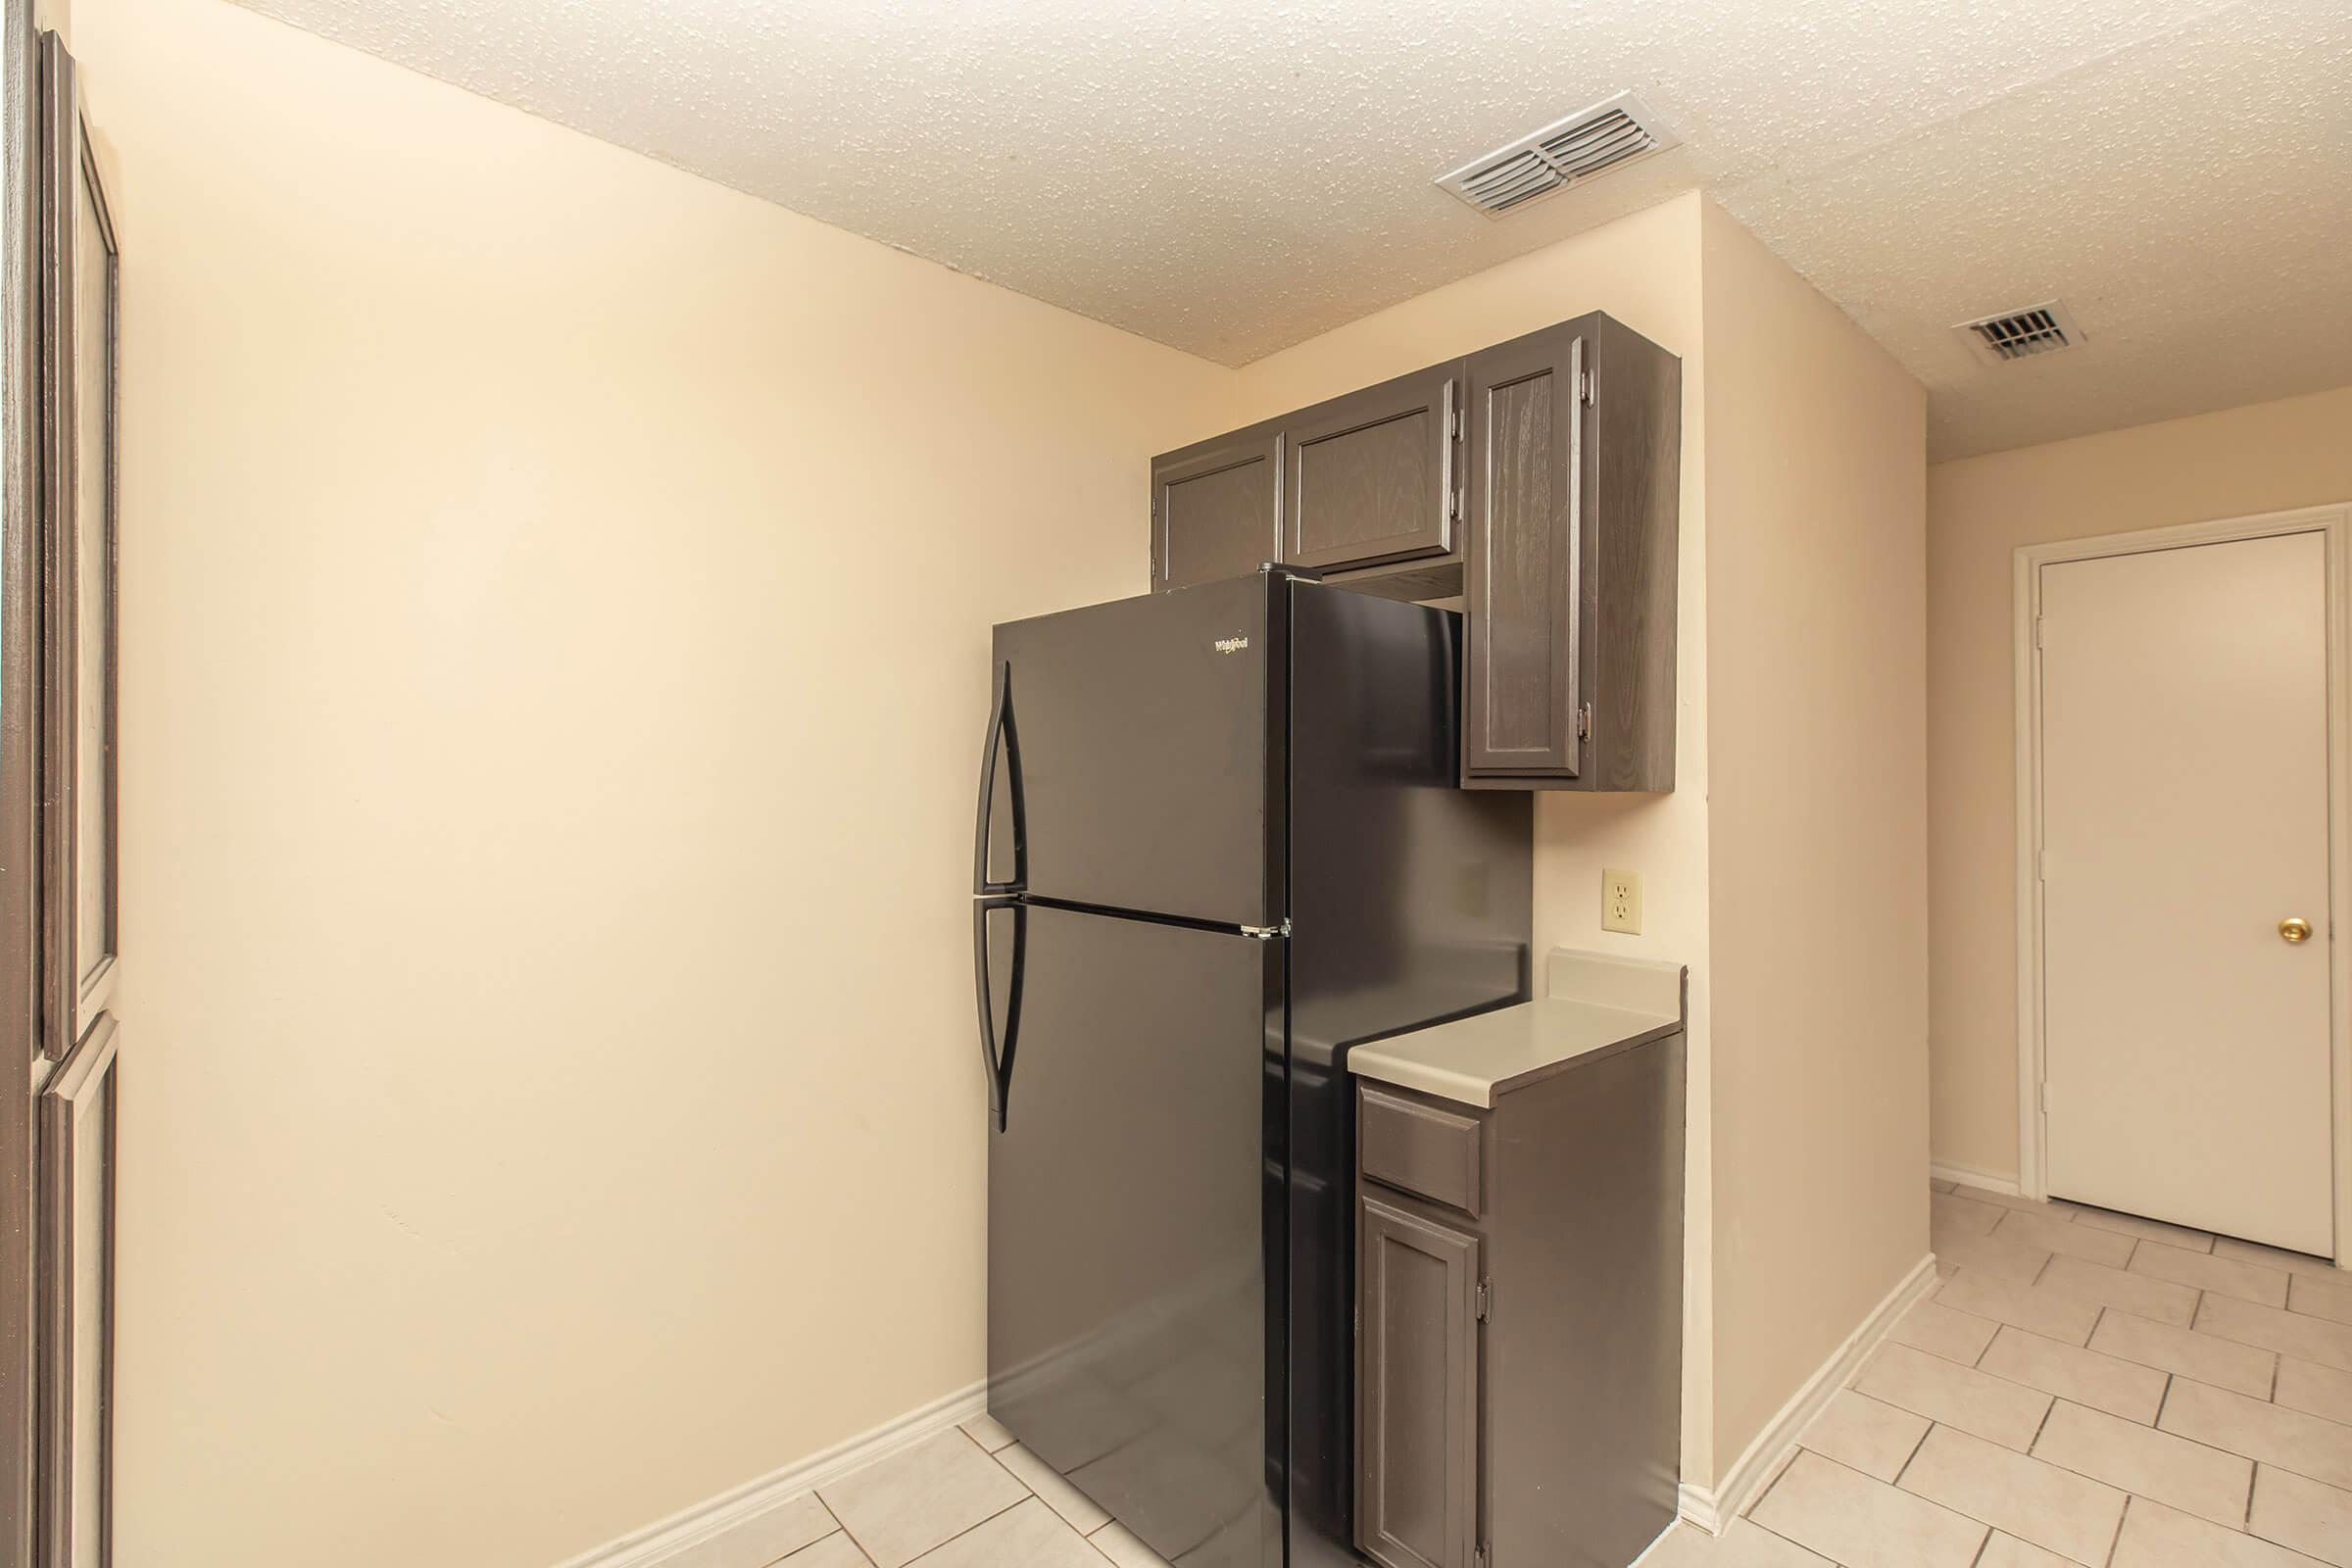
[1449,485,1464,523]
[1576,703,1592,742]
[1450,405,1463,442]
[1475,1280,1492,1322]
[1241,920,1291,941]
[1579,366,1595,406]
[2034,615,2044,651]
[1473,1547,1490,1568]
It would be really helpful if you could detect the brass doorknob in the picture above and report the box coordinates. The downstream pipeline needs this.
[2281,917,2315,944]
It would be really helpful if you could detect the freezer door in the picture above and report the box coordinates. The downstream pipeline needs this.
[985,903,1283,1568]
[982,575,1276,928]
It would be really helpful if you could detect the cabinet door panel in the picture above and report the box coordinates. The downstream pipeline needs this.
[1152,430,1280,591]
[1357,1196,1480,1568]
[1283,365,1456,572]
[1463,328,1581,778]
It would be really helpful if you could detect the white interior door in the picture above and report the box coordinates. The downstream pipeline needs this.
[2039,530,2333,1256]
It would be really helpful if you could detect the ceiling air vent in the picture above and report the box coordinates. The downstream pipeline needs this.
[1437,91,1681,218]
[1954,301,2086,365]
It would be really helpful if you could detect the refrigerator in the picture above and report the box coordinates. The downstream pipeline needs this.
[975,568,1532,1568]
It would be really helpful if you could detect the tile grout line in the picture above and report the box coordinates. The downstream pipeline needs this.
[2028,1391,2332,1523]
[1743,1440,1803,1518]
[1867,1376,2289,1518]
[2102,1494,2130,1568]
[972,1432,1128,1548]
[1951,1258,2350,1386]
[1887,1416,1936,1490]
[1739,1511,1830,1563]
[837,1427,1040,1568]
[2025,1396,2057,1453]
[1773,1449,1984,1544]
[894,1494,1037,1568]
[810,1494,875,1568]
[1911,1306,2183,1431]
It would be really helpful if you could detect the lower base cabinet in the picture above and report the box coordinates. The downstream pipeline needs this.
[1353,1034,1686,1568]
[1359,1195,1483,1568]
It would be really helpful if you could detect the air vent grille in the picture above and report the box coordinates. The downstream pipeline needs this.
[1955,301,2086,365]
[1437,92,1681,218]
[1461,150,1562,213]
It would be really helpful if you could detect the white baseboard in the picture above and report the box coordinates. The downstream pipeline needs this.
[1932,1159,2023,1198]
[1677,1252,1938,1536]
[554,1379,988,1568]
[563,1254,1946,1561]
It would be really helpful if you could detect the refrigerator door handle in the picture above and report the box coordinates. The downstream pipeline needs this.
[973,660,1027,896]
[972,897,1026,1132]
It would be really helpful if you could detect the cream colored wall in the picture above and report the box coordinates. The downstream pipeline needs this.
[1927,384,2352,1182]
[72,0,1945,1542]
[75,0,1233,1563]
[1225,190,1722,1481]
[1697,203,1929,1471]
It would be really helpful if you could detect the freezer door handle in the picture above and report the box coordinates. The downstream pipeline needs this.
[972,897,1026,1132]
[973,660,1027,896]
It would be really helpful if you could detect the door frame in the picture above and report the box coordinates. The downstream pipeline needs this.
[3,2,47,1564]
[2012,502,2352,1265]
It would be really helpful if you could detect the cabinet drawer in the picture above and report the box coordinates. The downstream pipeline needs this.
[1359,1087,1483,1216]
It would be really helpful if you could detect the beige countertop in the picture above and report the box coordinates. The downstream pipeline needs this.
[1346,948,1686,1108]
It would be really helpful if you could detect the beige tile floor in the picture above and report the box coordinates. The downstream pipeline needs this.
[729,1181,2352,1568]
[1650,1182,2352,1567]
[712,1416,1183,1568]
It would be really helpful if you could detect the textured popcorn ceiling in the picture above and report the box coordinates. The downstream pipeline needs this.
[221,0,2352,458]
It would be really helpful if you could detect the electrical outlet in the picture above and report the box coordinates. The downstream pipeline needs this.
[1601,868,1642,935]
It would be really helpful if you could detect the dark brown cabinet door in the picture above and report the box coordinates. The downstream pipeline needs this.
[1356,1196,1481,1568]
[1281,364,1458,573]
[1462,326,1583,779]
[1148,312,1679,787]
[1151,427,1280,591]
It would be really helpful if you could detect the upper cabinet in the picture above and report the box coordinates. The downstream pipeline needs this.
[1147,311,1680,792]
[1281,363,1459,573]
[1149,425,1281,592]
[1462,315,1680,792]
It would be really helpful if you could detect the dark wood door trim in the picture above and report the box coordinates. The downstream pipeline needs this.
[36,31,115,1063]
[34,1013,112,1568]
[1,3,44,1564]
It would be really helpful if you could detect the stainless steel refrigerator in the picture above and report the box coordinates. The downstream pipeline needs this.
[975,569,1531,1568]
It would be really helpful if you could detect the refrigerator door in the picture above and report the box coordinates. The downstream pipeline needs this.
[985,902,1284,1568]
[1286,584,1535,1568]
[982,575,1278,928]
